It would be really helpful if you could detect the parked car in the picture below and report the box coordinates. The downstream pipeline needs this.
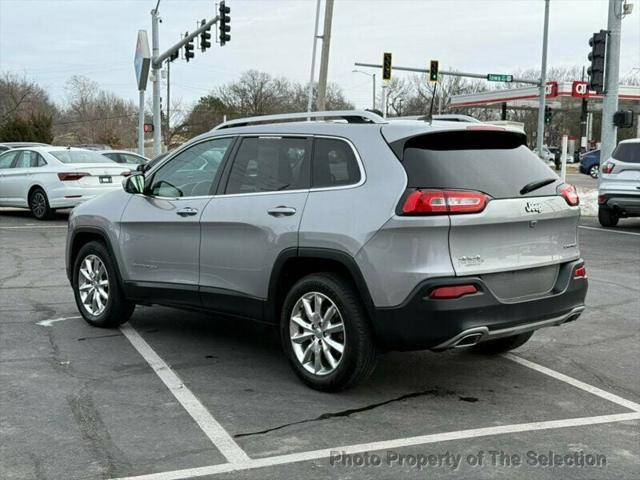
[0,147,131,219]
[579,150,601,178]
[0,142,50,152]
[598,139,640,227]
[98,150,149,165]
[532,145,555,164]
[65,110,587,391]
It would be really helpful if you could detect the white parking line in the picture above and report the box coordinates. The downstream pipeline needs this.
[504,353,640,412]
[579,225,640,236]
[111,412,640,480]
[119,324,250,464]
[36,315,81,327]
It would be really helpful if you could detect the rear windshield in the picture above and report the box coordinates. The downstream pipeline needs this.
[50,150,115,164]
[612,143,640,163]
[399,131,560,199]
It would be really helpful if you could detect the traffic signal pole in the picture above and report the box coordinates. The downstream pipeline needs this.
[599,0,623,164]
[149,8,220,156]
[535,0,550,158]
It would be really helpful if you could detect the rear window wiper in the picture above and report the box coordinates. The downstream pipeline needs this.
[520,178,556,195]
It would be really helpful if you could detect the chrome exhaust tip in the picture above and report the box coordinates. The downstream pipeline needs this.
[453,332,484,348]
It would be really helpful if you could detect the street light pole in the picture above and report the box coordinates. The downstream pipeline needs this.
[352,69,376,110]
[306,0,322,113]
[535,0,550,158]
[151,7,162,157]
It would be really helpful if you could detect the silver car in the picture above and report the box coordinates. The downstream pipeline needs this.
[65,111,588,391]
[598,138,640,227]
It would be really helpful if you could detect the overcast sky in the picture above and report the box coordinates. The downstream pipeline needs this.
[0,0,638,110]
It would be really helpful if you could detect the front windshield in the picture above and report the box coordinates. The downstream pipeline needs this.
[50,150,116,164]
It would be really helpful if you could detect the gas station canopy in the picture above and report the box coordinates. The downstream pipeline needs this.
[450,81,640,110]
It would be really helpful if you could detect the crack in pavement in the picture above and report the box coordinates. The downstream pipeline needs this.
[234,388,455,438]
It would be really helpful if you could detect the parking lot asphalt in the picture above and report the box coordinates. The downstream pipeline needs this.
[1,207,638,480]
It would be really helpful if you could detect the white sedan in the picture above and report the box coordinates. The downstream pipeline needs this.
[0,146,131,220]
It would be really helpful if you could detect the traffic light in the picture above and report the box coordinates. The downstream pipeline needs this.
[382,52,392,81]
[588,30,607,94]
[200,19,211,51]
[429,60,439,82]
[544,106,553,125]
[184,32,195,62]
[219,0,231,46]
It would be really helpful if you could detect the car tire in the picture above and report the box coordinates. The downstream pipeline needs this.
[471,331,534,355]
[280,273,377,392]
[29,188,54,220]
[589,165,599,179]
[72,241,135,328]
[598,207,619,228]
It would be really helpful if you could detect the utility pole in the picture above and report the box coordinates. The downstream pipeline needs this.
[535,0,550,158]
[317,0,334,111]
[580,66,588,152]
[151,7,162,157]
[307,0,322,112]
[600,0,624,164]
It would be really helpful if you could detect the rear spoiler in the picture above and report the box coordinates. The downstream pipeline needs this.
[386,128,528,160]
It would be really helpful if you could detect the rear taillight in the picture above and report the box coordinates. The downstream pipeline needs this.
[121,171,131,177]
[402,189,490,215]
[57,172,90,181]
[601,162,615,174]
[429,284,478,299]
[557,183,579,206]
[598,195,607,205]
[574,265,587,279]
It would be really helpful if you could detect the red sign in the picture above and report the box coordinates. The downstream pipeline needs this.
[545,81,558,98]
[572,81,589,98]
[143,123,154,133]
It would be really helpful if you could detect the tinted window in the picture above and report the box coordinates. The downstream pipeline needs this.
[101,152,120,162]
[400,131,560,199]
[0,151,19,169]
[612,143,640,163]
[50,150,115,164]
[225,137,310,194]
[312,138,360,188]
[149,138,232,197]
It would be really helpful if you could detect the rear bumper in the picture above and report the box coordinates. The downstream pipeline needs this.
[372,259,588,351]
[598,193,640,216]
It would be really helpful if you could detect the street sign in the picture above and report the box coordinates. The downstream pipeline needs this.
[382,53,392,81]
[487,73,513,82]
[134,30,151,91]
[143,123,154,133]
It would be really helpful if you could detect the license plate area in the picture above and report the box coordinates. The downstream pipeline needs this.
[99,176,112,184]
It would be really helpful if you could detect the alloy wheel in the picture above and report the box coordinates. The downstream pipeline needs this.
[31,191,47,218]
[78,254,109,316]
[289,292,345,376]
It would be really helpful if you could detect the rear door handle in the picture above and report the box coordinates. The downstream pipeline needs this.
[267,206,296,217]
[177,207,198,217]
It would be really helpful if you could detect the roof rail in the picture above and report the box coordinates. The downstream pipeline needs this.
[213,110,387,130]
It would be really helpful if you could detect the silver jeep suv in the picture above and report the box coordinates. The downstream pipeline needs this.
[66,111,588,391]
[598,138,640,227]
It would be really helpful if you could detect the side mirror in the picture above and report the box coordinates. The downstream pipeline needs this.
[124,173,145,194]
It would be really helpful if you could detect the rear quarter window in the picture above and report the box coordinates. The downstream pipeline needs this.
[612,143,640,163]
[398,131,561,199]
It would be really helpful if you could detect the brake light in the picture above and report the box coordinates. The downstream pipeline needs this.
[429,284,478,299]
[574,265,587,279]
[557,183,579,206]
[402,189,490,215]
[598,195,607,205]
[121,171,131,177]
[601,162,614,174]
[57,172,90,181]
